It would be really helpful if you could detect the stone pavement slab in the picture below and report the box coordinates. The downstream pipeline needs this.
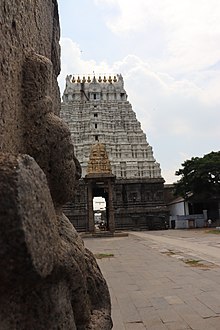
[84,231,220,329]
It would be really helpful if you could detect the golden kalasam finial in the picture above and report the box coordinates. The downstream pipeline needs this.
[113,76,117,82]
[77,76,81,83]
[72,76,75,83]
[98,76,102,82]
[87,143,112,174]
[87,76,91,83]
[82,76,86,83]
[108,76,112,83]
[103,76,107,82]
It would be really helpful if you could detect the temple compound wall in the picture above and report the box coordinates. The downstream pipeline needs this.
[61,75,168,231]
[64,178,168,231]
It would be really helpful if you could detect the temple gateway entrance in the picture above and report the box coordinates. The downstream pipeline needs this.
[62,141,168,233]
[85,174,115,233]
[84,142,115,233]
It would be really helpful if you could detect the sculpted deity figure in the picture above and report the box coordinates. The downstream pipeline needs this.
[66,74,72,83]
[63,75,74,101]
[0,53,112,329]
[117,73,124,87]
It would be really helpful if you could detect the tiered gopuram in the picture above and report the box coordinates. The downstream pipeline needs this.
[61,74,168,231]
[61,74,161,179]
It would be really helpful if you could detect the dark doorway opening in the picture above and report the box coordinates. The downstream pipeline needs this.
[93,185,109,231]
[93,197,107,231]
[85,173,115,233]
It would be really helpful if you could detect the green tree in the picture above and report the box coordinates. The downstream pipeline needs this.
[174,151,220,201]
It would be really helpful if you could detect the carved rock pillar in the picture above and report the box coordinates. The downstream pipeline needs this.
[108,179,115,233]
[87,183,95,232]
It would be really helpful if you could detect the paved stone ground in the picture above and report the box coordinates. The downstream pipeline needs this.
[84,229,220,330]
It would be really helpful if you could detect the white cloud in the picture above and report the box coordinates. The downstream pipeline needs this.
[93,0,220,73]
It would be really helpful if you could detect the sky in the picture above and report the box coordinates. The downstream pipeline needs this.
[57,0,220,183]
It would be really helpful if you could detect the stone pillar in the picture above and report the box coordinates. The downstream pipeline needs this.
[203,209,208,221]
[108,179,115,233]
[87,183,94,232]
[218,201,220,221]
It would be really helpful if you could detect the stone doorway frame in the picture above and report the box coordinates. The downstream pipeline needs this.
[84,173,115,233]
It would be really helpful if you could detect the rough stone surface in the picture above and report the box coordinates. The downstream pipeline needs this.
[0,153,112,329]
[0,1,112,329]
[0,0,60,153]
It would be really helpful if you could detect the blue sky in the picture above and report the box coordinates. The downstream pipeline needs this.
[58,0,220,183]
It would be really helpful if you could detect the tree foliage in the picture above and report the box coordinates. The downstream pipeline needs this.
[174,151,220,200]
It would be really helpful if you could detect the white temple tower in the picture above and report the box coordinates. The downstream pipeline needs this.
[61,74,162,180]
[61,74,168,232]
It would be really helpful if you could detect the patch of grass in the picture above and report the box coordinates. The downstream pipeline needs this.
[206,229,220,234]
[94,253,114,259]
[161,250,176,256]
[184,259,201,266]
[184,258,217,269]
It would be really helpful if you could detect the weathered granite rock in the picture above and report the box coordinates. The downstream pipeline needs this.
[0,153,112,329]
[0,1,112,329]
[0,0,60,153]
